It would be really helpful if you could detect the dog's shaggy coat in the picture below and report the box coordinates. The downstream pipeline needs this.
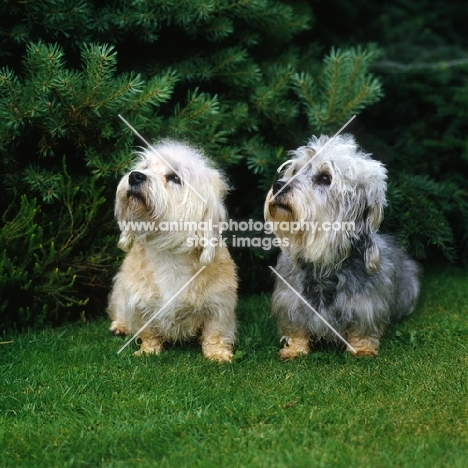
[264,134,420,358]
[108,141,237,362]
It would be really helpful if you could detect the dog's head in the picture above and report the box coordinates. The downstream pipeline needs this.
[115,140,228,264]
[265,134,387,271]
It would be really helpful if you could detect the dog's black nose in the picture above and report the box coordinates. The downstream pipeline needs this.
[273,179,289,195]
[129,171,147,186]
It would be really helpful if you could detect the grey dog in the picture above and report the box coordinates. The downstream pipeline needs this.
[264,134,420,358]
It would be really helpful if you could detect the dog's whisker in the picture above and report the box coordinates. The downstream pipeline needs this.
[277,159,294,174]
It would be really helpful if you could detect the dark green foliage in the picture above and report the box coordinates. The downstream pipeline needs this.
[313,0,468,264]
[385,175,461,261]
[292,46,382,132]
[374,67,468,263]
[0,40,179,329]
[1,0,383,328]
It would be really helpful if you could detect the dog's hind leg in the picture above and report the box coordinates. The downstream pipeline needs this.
[201,315,235,363]
[109,319,129,336]
[345,328,381,357]
[107,282,130,336]
[279,335,310,360]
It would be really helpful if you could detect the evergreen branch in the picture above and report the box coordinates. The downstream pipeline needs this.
[181,53,260,85]
[82,44,117,107]
[205,16,234,41]
[0,68,23,120]
[59,160,105,254]
[211,47,251,75]
[325,60,339,120]
[344,54,362,96]
[331,77,382,125]
[377,58,468,72]
[291,72,315,108]
[23,166,63,204]
[188,101,216,120]
[344,46,380,94]
[239,1,294,26]
[25,42,65,84]
[270,66,295,94]
[333,85,371,124]
[127,71,179,110]
[178,89,218,121]
[93,76,143,109]
[52,71,82,104]
[1,196,39,242]
[253,66,295,117]
[324,52,340,121]
[220,0,254,14]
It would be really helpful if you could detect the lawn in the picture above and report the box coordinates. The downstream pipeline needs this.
[1,267,467,467]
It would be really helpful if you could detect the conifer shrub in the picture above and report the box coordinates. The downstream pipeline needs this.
[0,0,382,328]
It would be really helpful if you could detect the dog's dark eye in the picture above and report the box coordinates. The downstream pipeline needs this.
[315,173,332,186]
[166,173,181,185]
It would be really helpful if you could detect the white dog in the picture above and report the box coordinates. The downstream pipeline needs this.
[108,141,237,362]
[265,134,420,359]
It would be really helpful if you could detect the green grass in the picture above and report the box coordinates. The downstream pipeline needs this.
[1,268,467,467]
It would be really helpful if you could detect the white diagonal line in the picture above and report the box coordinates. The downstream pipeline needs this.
[118,113,153,148]
[118,114,207,203]
[269,266,357,353]
[270,114,356,202]
[117,266,206,354]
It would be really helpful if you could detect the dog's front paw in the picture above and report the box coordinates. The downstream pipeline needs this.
[134,338,163,356]
[279,336,310,360]
[204,346,234,363]
[346,335,380,357]
[110,320,129,336]
[202,337,234,363]
[348,347,379,357]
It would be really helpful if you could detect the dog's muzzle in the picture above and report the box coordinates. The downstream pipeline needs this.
[269,179,292,213]
[129,171,147,186]
[273,179,290,196]
[127,171,147,201]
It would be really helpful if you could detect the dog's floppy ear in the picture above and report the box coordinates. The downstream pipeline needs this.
[362,174,386,273]
[114,195,134,252]
[364,231,380,273]
[198,201,226,265]
[198,171,228,265]
[365,201,384,234]
[117,230,133,253]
